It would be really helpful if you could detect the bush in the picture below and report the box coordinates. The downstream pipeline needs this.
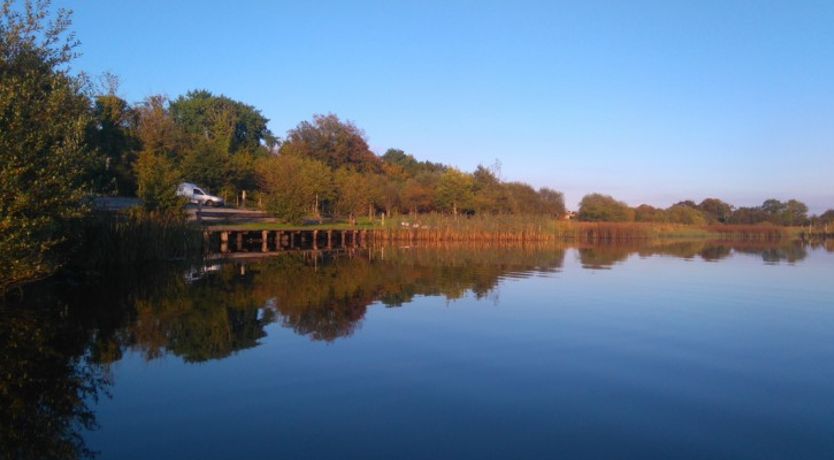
[578,194,635,222]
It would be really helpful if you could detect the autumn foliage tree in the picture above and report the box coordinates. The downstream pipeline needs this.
[281,114,380,172]
[256,155,333,224]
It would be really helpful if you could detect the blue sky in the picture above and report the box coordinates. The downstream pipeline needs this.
[59,1,834,211]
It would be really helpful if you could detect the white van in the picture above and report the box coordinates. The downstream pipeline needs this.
[177,182,224,206]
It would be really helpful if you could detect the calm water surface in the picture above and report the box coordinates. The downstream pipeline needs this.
[3,241,834,459]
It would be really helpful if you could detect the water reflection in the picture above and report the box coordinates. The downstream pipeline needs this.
[0,240,823,459]
[579,240,809,269]
[0,305,110,459]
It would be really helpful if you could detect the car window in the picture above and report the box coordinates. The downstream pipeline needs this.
[194,189,205,195]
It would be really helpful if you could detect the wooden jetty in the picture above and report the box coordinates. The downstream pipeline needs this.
[202,222,567,255]
[205,226,375,254]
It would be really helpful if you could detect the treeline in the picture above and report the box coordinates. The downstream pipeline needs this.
[577,194,831,227]
[79,94,568,221]
[95,95,568,222]
[259,117,566,223]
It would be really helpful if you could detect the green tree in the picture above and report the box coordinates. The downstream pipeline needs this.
[761,198,785,217]
[537,188,566,217]
[634,204,666,222]
[818,209,834,225]
[381,147,445,177]
[134,151,183,212]
[751,198,808,226]
[178,141,227,192]
[578,194,635,222]
[169,90,271,197]
[169,89,275,153]
[436,169,474,215]
[134,95,186,161]
[86,75,140,195]
[257,155,333,224]
[333,167,371,223]
[729,206,770,225]
[504,182,541,214]
[666,204,707,225]
[0,0,96,290]
[781,199,808,226]
[367,174,400,217]
[698,198,733,223]
[472,164,506,213]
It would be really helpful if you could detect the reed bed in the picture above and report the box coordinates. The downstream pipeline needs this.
[78,211,204,267]
[365,215,794,243]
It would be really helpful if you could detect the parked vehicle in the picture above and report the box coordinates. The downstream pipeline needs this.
[177,182,224,206]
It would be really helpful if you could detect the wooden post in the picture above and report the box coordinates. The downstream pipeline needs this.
[236,232,243,251]
[352,230,358,248]
[341,230,346,248]
[327,230,332,249]
[289,232,295,248]
[261,230,268,252]
[220,231,229,254]
[312,230,319,250]
[274,231,281,251]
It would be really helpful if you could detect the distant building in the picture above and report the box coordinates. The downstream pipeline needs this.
[562,211,577,221]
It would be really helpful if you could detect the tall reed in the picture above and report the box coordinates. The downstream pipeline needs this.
[76,211,203,267]
[367,214,792,243]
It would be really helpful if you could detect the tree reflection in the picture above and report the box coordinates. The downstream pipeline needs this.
[731,241,808,264]
[0,305,110,460]
[247,247,567,340]
[130,282,275,363]
[608,240,806,266]
[579,244,635,269]
[0,240,819,458]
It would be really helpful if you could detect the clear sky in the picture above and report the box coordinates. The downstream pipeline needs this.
[58,0,834,212]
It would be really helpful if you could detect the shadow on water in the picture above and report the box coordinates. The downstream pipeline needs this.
[0,239,823,459]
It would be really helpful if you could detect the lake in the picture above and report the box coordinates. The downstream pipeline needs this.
[2,240,833,459]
